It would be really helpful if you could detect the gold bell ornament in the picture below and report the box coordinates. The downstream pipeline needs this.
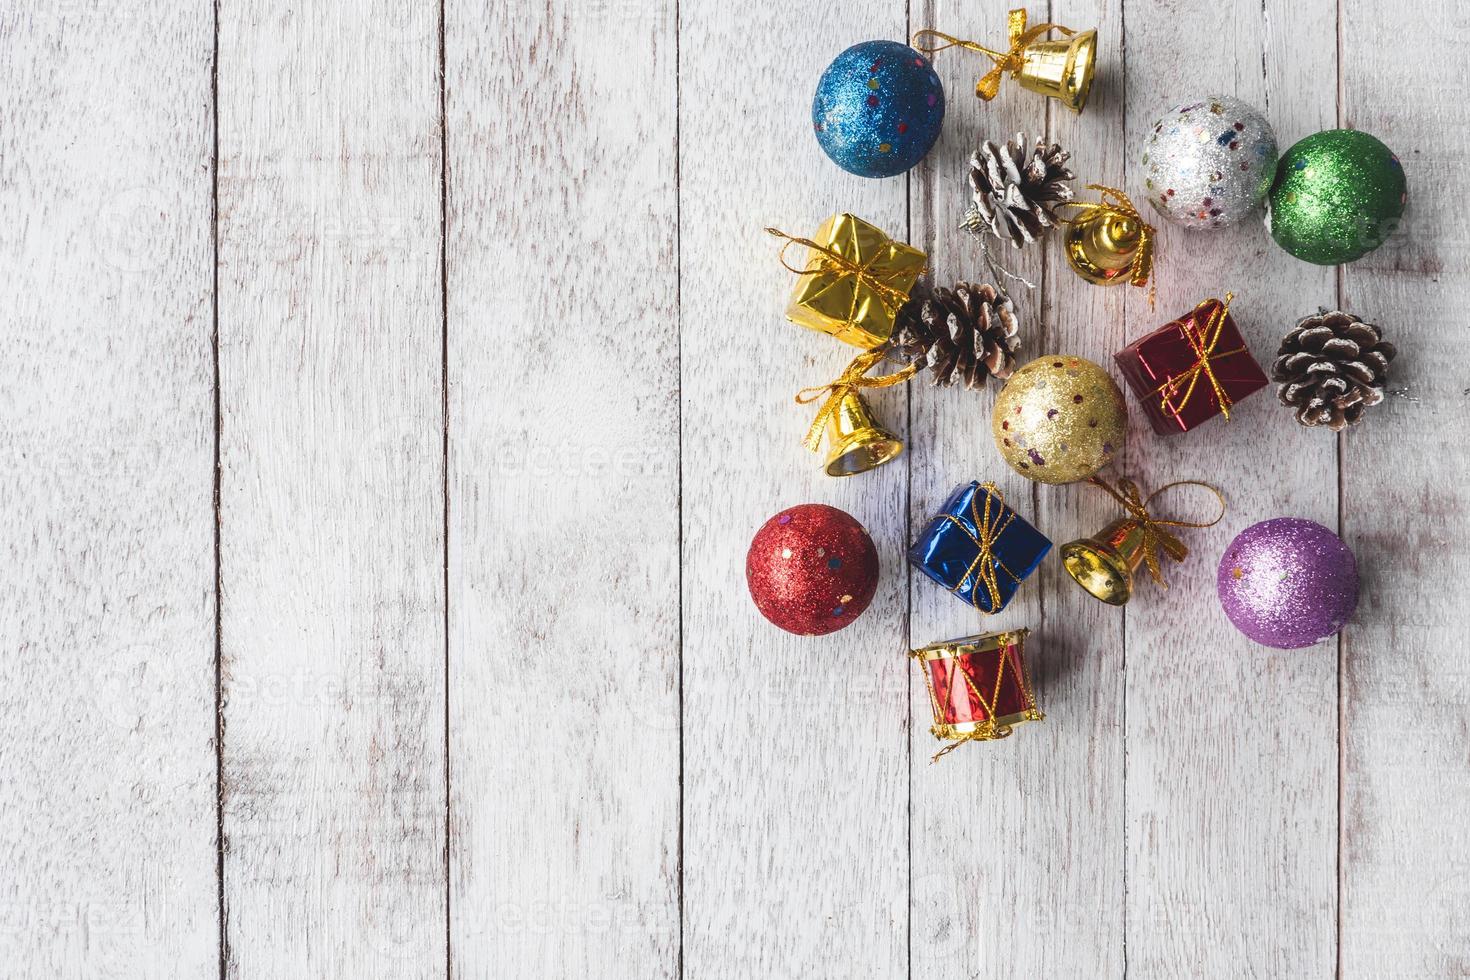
[1060,476,1227,605]
[913,8,1098,113]
[1061,185,1157,306]
[795,350,916,477]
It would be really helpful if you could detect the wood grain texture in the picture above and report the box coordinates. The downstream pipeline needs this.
[443,0,681,977]
[0,2,219,977]
[1122,2,1339,976]
[6,1,1470,975]
[216,2,446,976]
[1339,3,1470,976]
[907,0,1125,976]
[679,3,910,977]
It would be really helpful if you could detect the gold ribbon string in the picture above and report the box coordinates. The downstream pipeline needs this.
[913,9,1072,100]
[937,482,1022,613]
[1151,293,1246,423]
[1086,476,1227,588]
[1062,184,1157,308]
[794,350,917,452]
[766,226,917,318]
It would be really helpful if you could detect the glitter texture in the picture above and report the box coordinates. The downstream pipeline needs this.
[1216,518,1359,649]
[992,356,1127,484]
[812,40,945,179]
[746,504,880,636]
[1140,95,1277,229]
[1266,129,1407,265]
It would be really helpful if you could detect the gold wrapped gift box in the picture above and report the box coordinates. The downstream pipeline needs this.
[781,213,926,350]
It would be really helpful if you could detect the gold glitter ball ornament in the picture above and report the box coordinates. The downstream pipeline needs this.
[991,355,1126,484]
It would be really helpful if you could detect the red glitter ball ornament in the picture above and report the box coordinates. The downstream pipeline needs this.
[745,504,880,635]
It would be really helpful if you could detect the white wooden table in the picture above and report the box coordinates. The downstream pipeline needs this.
[3,1,1466,977]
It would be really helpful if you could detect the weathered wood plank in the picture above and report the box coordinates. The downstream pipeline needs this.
[907,0,1125,975]
[216,3,446,976]
[680,3,910,977]
[1122,1,1339,975]
[0,3,218,976]
[1339,3,1470,976]
[443,0,681,976]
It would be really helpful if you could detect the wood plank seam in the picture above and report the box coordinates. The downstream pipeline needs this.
[438,0,453,976]
[1334,0,1345,975]
[211,0,227,976]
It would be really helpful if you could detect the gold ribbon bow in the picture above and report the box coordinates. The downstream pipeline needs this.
[938,482,1021,613]
[794,350,916,452]
[766,226,917,316]
[913,9,1071,100]
[1064,184,1157,307]
[1086,476,1226,588]
[1153,293,1246,423]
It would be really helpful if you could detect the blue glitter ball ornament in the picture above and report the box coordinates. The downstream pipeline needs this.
[812,40,945,179]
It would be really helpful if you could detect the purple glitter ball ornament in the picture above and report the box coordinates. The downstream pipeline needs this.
[1216,518,1359,649]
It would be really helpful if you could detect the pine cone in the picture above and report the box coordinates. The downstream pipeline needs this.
[966,133,1075,249]
[886,281,1020,389]
[1272,309,1396,431]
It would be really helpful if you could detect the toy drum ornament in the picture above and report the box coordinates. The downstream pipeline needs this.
[910,628,1042,760]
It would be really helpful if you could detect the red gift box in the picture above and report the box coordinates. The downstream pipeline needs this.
[1114,295,1268,435]
[910,628,1042,760]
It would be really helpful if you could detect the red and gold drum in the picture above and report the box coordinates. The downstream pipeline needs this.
[910,628,1042,759]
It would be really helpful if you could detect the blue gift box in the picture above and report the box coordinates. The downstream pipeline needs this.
[909,481,1052,614]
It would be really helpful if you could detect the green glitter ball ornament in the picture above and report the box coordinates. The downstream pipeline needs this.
[1266,129,1407,265]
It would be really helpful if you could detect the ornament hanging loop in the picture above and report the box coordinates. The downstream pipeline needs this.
[1085,475,1227,588]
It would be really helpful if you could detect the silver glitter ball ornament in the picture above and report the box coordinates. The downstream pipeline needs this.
[1140,95,1277,230]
